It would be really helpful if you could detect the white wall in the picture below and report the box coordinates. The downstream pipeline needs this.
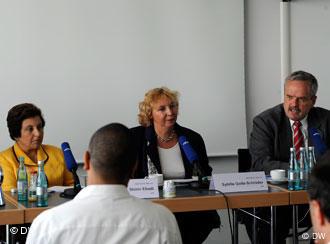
[245,0,282,138]
[3,1,329,243]
[0,0,246,158]
[245,0,330,138]
[291,1,330,110]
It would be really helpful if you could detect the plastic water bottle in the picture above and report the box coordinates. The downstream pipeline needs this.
[36,160,48,207]
[308,146,316,170]
[299,147,309,190]
[17,156,28,201]
[307,146,316,188]
[147,155,158,176]
[288,148,298,191]
[28,172,37,202]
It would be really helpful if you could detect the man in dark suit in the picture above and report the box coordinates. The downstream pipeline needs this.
[246,70,330,243]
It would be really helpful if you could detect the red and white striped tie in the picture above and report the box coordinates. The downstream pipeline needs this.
[293,121,304,160]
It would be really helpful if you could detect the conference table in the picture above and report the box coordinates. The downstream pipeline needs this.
[274,185,309,244]
[0,196,24,225]
[0,184,308,244]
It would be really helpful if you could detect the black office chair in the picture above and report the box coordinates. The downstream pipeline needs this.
[237,148,252,173]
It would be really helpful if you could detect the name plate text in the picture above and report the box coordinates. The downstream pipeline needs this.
[127,178,159,198]
[210,171,268,193]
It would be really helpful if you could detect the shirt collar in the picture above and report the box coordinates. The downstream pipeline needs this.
[74,184,130,200]
[289,115,308,132]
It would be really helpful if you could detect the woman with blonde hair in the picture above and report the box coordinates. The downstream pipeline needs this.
[131,87,220,244]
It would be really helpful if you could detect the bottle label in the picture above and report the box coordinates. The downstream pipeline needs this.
[29,190,37,202]
[17,181,28,201]
[36,187,46,196]
[17,181,27,192]
[288,171,296,180]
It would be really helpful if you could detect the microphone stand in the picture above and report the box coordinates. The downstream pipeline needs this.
[190,162,210,189]
[60,168,82,199]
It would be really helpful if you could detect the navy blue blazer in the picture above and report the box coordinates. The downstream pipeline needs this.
[130,123,212,178]
[130,123,220,242]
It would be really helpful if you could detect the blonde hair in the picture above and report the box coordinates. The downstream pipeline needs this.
[138,87,179,127]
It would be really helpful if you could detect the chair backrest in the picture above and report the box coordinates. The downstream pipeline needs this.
[237,148,252,172]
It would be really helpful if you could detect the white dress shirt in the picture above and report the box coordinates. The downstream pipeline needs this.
[26,185,182,244]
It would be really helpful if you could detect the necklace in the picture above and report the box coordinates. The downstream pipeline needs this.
[157,130,176,143]
[12,145,49,165]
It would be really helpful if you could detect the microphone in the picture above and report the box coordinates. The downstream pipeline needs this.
[178,136,209,188]
[178,136,198,164]
[309,128,327,156]
[60,142,82,199]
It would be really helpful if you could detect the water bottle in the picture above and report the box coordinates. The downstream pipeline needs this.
[308,146,316,170]
[28,172,37,202]
[17,156,28,201]
[288,148,298,191]
[299,147,309,190]
[36,160,48,207]
[307,146,316,188]
[147,155,158,176]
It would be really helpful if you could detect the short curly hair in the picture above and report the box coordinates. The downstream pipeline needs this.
[138,87,179,127]
[7,103,45,140]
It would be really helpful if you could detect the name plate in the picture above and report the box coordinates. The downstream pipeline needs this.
[127,178,159,199]
[211,171,268,193]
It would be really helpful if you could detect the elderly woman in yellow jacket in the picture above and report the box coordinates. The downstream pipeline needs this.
[0,103,73,191]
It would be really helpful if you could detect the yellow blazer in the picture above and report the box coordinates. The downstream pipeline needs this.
[0,143,74,191]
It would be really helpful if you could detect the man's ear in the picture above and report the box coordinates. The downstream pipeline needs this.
[83,151,91,171]
[310,200,325,227]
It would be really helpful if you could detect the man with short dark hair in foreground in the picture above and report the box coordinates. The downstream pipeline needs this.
[308,163,330,244]
[26,123,182,244]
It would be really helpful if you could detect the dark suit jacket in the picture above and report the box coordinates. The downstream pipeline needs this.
[130,123,212,178]
[130,123,220,243]
[250,104,330,174]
